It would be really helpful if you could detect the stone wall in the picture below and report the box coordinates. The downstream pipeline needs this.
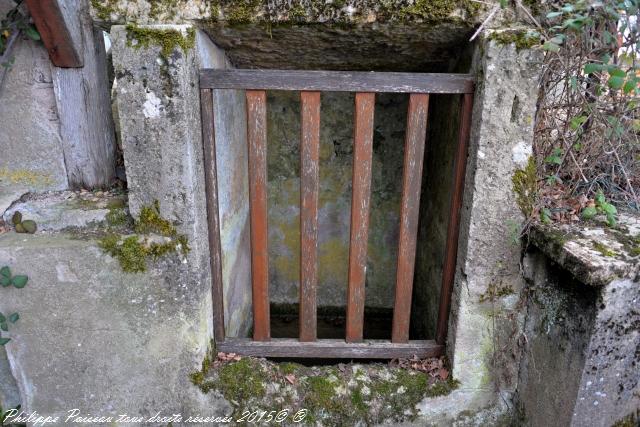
[516,215,640,427]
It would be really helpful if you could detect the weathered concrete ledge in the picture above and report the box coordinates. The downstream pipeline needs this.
[528,212,640,287]
[518,212,640,426]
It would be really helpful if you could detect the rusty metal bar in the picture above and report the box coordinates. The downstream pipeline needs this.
[392,93,430,343]
[299,91,321,342]
[346,92,376,343]
[246,90,270,342]
[436,92,474,345]
[200,88,226,342]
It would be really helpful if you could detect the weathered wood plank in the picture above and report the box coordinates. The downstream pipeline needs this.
[246,90,270,342]
[346,92,375,343]
[48,0,116,188]
[200,88,226,342]
[218,338,443,359]
[299,91,321,342]
[392,94,430,343]
[436,93,474,345]
[24,0,83,68]
[201,69,474,94]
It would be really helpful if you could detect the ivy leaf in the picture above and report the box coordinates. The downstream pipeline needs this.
[8,313,18,323]
[595,190,606,205]
[584,63,605,74]
[0,338,10,346]
[606,213,617,227]
[569,115,587,130]
[0,313,5,323]
[0,322,7,332]
[608,75,625,89]
[623,79,637,94]
[0,266,9,278]
[24,25,40,41]
[545,148,563,165]
[11,275,28,288]
[540,208,552,224]
[543,41,561,52]
[581,206,598,220]
[0,277,10,287]
[601,202,617,215]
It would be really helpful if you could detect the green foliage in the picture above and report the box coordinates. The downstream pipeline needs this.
[538,0,640,211]
[0,266,27,346]
[135,201,176,236]
[581,190,618,226]
[10,211,37,234]
[1,0,40,57]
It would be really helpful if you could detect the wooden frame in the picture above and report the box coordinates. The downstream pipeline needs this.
[200,69,474,359]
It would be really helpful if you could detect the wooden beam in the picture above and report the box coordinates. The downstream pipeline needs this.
[201,69,474,94]
[436,93,474,345]
[200,88,226,342]
[218,338,443,359]
[25,0,83,68]
[246,90,270,342]
[47,0,117,188]
[346,93,375,343]
[392,94,430,343]
[299,91,321,342]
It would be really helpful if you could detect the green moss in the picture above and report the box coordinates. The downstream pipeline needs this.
[489,29,541,50]
[91,0,119,20]
[222,0,261,25]
[592,241,616,257]
[612,410,639,427]
[125,24,196,58]
[135,201,176,236]
[99,235,148,273]
[398,0,478,21]
[106,207,129,227]
[512,156,538,217]
[479,282,515,303]
[98,201,189,273]
[149,0,181,20]
[218,358,267,402]
[426,377,460,397]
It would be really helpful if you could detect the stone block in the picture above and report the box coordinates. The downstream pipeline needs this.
[0,34,68,195]
[0,231,228,420]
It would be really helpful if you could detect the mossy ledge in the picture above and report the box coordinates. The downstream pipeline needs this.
[489,29,542,50]
[125,24,196,58]
[190,354,459,424]
[99,201,190,273]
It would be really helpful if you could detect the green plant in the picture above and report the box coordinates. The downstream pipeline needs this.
[536,0,640,216]
[1,0,39,82]
[10,211,36,234]
[1,404,25,427]
[0,266,27,346]
[581,190,618,226]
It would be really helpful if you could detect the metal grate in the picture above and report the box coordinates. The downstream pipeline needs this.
[200,69,474,359]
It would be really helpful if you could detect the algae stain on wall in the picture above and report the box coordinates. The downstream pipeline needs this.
[267,91,407,308]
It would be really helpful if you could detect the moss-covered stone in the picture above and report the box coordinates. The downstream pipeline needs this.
[98,201,189,273]
[125,24,196,58]
[592,241,616,258]
[189,355,459,424]
[513,156,538,217]
[489,29,541,50]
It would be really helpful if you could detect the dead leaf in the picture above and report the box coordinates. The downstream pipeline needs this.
[285,374,296,385]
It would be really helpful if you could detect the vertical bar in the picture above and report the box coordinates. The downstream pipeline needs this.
[299,91,321,342]
[392,93,430,343]
[436,93,474,345]
[246,90,270,341]
[200,88,225,342]
[346,93,376,342]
